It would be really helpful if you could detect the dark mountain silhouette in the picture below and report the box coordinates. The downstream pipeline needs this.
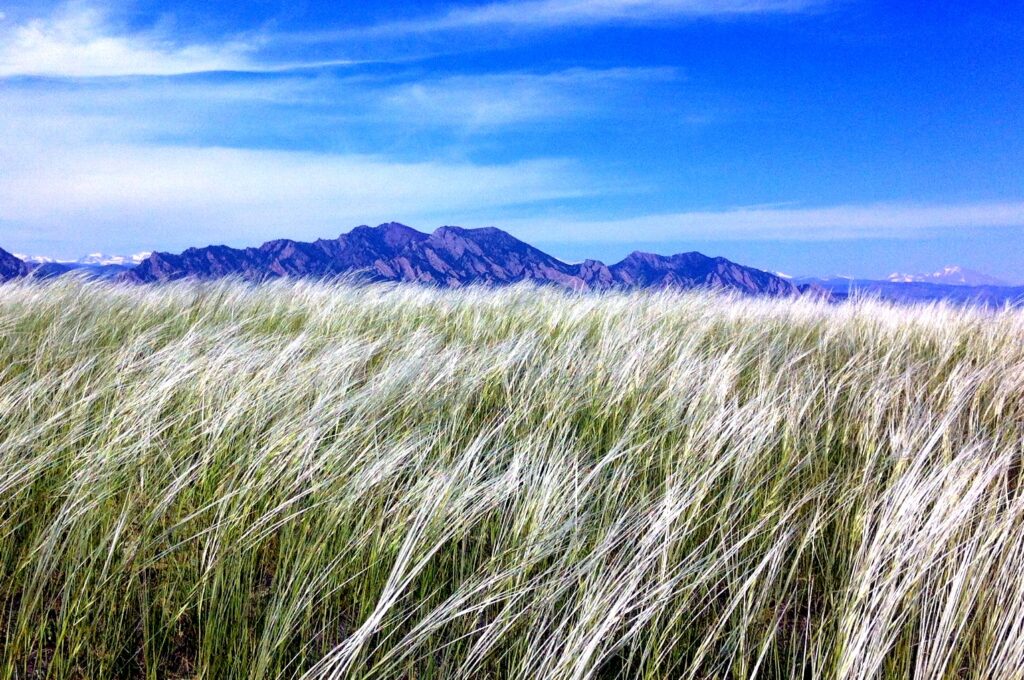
[0,248,29,282]
[121,223,800,296]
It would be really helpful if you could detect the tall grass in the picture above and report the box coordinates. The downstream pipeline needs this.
[1,278,1023,679]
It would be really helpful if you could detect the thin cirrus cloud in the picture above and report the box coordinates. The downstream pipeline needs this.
[0,0,828,78]
[505,203,1024,243]
[0,4,254,76]
[375,67,678,129]
[303,0,829,40]
[0,65,678,145]
[0,3,356,77]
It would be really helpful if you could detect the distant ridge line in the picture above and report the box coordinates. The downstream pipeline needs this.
[116,222,800,296]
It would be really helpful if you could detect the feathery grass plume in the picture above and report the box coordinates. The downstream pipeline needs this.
[1,278,1023,678]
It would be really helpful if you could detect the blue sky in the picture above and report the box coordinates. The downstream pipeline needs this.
[0,0,1022,280]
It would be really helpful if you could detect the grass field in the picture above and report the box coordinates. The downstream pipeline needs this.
[2,279,1023,679]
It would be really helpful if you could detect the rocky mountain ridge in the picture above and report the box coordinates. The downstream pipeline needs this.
[121,222,800,296]
[0,247,30,282]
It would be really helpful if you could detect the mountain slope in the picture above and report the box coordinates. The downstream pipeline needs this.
[0,248,29,282]
[123,223,799,296]
[609,251,797,296]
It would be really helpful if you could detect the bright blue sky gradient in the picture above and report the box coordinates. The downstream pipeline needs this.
[1,0,1022,280]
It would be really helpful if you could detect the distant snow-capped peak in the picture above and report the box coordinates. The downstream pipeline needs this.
[887,265,1007,287]
[15,252,151,266]
[77,252,151,266]
[15,254,68,264]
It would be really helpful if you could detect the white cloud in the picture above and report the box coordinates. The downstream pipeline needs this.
[0,0,828,78]
[0,62,654,254]
[375,67,677,129]
[3,125,1022,254]
[0,3,356,77]
[321,0,826,39]
[0,65,681,152]
[0,142,593,252]
[0,3,258,76]
[502,203,1024,242]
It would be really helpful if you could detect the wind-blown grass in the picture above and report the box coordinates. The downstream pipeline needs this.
[1,278,1023,679]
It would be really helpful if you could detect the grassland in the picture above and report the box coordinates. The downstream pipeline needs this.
[1,279,1023,679]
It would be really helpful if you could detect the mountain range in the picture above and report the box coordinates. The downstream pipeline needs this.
[3,225,1023,306]
[119,223,801,296]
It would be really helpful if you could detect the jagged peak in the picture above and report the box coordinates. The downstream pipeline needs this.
[259,238,300,250]
[348,222,422,235]
[429,226,542,253]
[432,225,522,238]
[344,223,428,248]
[433,225,488,236]
[616,250,708,266]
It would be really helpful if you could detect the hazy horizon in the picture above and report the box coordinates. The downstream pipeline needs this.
[8,221,1024,285]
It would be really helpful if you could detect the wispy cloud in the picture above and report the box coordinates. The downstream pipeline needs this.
[504,203,1024,242]
[0,3,257,76]
[0,0,829,78]
[0,141,595,254]
[0,57,666,257]
[0,65,681,149]
[0,2,356,77]
[373,67,678,130]
[308,0,827,40]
